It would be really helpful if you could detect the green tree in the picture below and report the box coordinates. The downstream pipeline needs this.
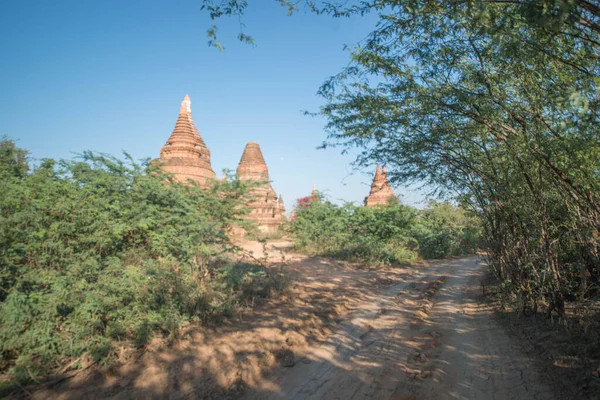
[411,201,481,259]
[315,0,600,309]
[0,137,28,178]
[200,0,600,310]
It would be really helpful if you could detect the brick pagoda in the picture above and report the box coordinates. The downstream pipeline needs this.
[364,164,397,207]
[154,95,216,186]
[236,142,286,232]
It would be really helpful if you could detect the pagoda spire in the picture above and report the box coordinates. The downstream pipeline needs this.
[311,184,321,202]
[237,142,269,181]
[180,94,192,114]
[235,142,286,232]
[364,164,397,207]
[154,94,216,186]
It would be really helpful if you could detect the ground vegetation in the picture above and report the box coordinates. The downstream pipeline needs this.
[0,138,287,385]
[287,195,480,264]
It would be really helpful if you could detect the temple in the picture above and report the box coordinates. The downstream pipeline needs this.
[153,95,216,186]
[236,142,286,232]
[364,164,397,207]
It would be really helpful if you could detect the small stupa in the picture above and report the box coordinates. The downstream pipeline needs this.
[237,142,286,232]
[364,164,397,207]
[153,95,216,186]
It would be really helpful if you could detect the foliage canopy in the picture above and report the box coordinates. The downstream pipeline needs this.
[200,0,600,310]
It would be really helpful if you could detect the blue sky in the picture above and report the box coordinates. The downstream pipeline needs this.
[0,0,426,209]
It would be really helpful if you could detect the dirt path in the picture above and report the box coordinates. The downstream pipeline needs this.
[244,256,554,400]
[29,248,554,400]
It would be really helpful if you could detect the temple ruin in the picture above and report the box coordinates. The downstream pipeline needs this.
[236,142,286,232]
[153,95,216,186]
[364,164,397,207]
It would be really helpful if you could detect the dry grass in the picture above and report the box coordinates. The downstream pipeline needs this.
[485,275,600,399]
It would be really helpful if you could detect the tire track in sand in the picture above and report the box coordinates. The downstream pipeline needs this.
[244,256,554,400]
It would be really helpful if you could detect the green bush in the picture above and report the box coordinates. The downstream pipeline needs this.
[288,200,352,255]
[288,196,479,265]
[0,139,273,383]
[410,201,481,259]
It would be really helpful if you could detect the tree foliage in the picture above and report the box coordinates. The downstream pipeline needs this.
[316,0,600,312]
[200,0,600,312]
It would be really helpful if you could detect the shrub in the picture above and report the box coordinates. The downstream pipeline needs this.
[287,200,352,255]
[287,195,479,265]
[0,139,271,383]
[287,197,418,265]
[410,201,481,259]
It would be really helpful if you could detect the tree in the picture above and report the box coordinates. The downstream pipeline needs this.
[200,1,600,48]
[315,0,600,309]
[200,1,600,310]
[0,137,29,178]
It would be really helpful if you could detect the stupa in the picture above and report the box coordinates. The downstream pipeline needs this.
[154,95,216,186]
[364,164,397,207]
[237,142,286,232]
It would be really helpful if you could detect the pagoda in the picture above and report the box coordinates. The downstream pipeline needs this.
[364,164,397,207]
[236,142,286,232]
[154,95,216,186]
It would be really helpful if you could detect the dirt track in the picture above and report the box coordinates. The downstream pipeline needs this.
[31,246,554,400]
[244,256,554,400]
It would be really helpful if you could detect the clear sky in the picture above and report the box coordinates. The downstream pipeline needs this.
[0,0,426,209]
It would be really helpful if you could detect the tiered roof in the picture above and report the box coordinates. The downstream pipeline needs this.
[236,142,269,181]
[236,142,286,232]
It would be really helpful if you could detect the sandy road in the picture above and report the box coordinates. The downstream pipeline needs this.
[26,254,556,400]
[245,256,555,400]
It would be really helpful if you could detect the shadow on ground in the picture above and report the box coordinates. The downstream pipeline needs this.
[10,255,578,400]
[12,251,415,400]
